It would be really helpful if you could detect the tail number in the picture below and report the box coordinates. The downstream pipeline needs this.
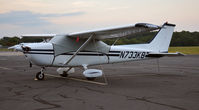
[119,51,148,59]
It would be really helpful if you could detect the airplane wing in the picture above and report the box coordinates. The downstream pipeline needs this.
[147,52,185,57]
[68,23,161,40]
[21,23,160,40]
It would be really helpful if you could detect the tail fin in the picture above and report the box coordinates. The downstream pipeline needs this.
[148,22,175,53]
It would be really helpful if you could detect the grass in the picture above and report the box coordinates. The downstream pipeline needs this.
[1,46,199,55]
[0,48,13,52]
[169,46,199,55]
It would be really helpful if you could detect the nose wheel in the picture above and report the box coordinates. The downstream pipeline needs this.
[35,67,45,80]
[36,72,44,80]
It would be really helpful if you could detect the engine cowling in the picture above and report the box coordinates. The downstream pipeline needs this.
[57,67,75,75]
[83,69,103,78]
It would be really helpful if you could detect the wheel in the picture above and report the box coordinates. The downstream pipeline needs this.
[59,71,68,77]
[36,72,44,80]
[86,77,96,81]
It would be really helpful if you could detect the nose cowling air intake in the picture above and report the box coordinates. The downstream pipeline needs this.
[22,46,31,52]
[8,43,31,52]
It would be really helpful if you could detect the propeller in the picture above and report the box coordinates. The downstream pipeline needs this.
[21,45,31,52]
[8,43,31,52]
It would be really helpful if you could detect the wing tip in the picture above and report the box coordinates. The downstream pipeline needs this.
[135,23,160,29]
[163,22,176,27]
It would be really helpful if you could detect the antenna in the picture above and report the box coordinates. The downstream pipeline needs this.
[111,38,119,46]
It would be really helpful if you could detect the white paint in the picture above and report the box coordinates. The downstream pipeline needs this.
[9,23,178,78]
[83,69,103,78]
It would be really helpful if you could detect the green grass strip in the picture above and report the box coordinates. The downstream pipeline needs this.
[169,46,199,55]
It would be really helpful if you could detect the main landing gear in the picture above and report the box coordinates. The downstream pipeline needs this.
[59,71,68,77]
[35,67,45,80]
[86,77,96,81]
[34,66,100,81]
[57,67,75,77]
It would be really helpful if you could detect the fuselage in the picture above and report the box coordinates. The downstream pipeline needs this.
[23,42,151,67]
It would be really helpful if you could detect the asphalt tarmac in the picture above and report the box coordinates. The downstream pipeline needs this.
[0,52,199,110]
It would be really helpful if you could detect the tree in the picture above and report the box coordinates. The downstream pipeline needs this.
[1,31,199,47]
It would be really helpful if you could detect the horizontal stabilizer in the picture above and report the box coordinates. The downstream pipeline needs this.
[146,52,185,57]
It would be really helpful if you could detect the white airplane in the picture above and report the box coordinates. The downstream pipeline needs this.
[9,22,183,80]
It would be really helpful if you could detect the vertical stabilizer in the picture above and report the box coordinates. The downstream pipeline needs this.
[148,22,175,53]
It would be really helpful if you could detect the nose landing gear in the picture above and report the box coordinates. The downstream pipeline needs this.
[35,67,45,80]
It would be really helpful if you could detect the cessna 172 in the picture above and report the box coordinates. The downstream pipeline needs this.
[9,22,183,80]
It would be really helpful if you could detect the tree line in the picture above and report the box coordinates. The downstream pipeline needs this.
[103,31,199,46]
[0,31,199,47]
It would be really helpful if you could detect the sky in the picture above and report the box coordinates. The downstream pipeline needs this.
[0,0,199,37]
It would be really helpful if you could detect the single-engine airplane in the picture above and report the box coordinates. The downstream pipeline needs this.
[9,22,183,80]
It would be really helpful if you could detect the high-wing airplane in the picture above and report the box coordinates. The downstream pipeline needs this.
[9,22,183,80]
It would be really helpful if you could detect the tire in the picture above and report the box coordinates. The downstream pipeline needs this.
[86,77,96,81]
[59,71,68,77]
[36,72,44,80]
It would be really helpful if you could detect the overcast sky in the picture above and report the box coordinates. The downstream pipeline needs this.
[0,0,199,37]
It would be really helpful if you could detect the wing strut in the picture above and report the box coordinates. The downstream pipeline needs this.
[64,34,94,65]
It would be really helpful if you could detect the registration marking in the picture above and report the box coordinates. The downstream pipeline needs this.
[119,51,149,59]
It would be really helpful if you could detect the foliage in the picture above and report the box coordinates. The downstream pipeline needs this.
[0,37,20,46]
[0,31,199,46]
[103,31,199,46]
[0,37,42,46]
[170,31,199,46]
